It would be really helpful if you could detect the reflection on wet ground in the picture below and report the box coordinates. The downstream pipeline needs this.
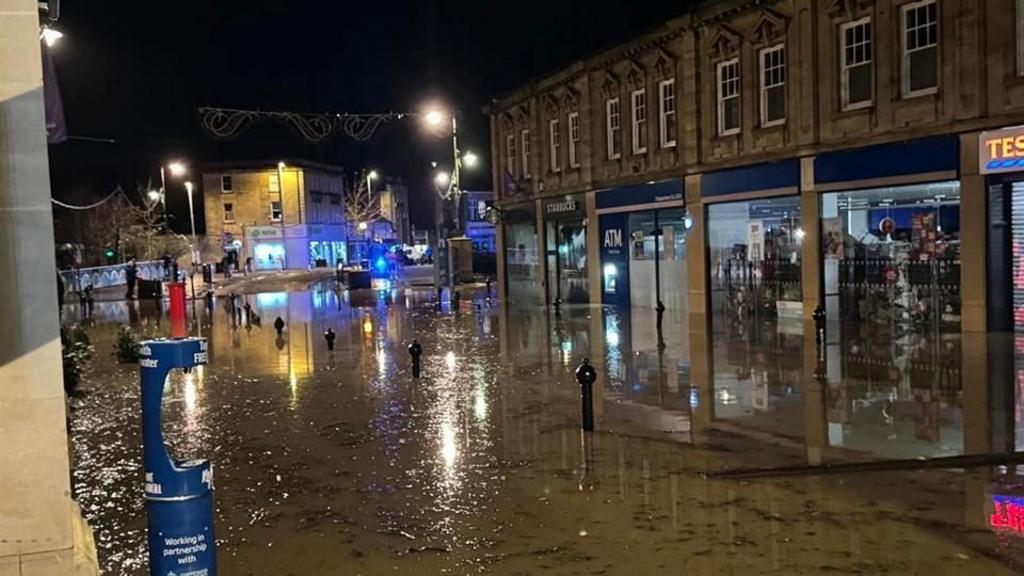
[66,290,1024,574]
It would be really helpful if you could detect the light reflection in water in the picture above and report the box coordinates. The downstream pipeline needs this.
[440,419,458,471]
[446,351,457,371]
[473,386,488,422]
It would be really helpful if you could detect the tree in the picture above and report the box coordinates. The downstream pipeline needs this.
[76,185,190,265]
[345,170,382,228]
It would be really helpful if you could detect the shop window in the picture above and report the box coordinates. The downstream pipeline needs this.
[606,98,621,160]
[505,222,539,303]
[221,175,233,193]
[223,202,234,222]
[658,79,677,149]
[901,0,939,98]
[707,196,803,322]
[270,200,282,222]
[759,44,786,127]
[549,118,561,173]
[520,129,531,177]
[568,112,581,168]
[840,17,873,110]
[820,181,960,331]
[717,58,741,136]
[631,89,648,155]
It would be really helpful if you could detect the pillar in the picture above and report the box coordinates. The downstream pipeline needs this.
[960,132,986,334]
[586,190,602,307]
[534,197,547,307]
[495,220,508,302]
[685,174,707,335]
[800,156,821,323]
[0,1,98,573]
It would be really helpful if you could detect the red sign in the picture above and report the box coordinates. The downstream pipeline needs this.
[991,496,1024,533]
[879,217,896,236]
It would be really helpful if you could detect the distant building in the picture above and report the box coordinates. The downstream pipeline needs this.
[201,160,347,271]
[377,179,411,245]
[462,190,496,253]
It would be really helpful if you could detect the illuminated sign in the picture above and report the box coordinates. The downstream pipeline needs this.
[991,495,1024,533]
[981,127,1024,174]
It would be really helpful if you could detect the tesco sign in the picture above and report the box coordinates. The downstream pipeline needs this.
[981,126,1024,174]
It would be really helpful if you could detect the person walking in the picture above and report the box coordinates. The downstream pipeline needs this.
[125,258,138,299]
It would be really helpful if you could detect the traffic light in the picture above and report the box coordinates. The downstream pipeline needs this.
[105,247,116,263]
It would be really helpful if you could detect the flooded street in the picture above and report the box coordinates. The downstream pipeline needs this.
[66,287,1024,575]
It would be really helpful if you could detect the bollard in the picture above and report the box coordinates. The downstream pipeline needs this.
[168,282,187,339]
[552,296,562,316]
[655,300,666,350]
[274,316,285,336]
[485,277,492,297]
[453,289,461,309]
[408,339,423,379]
[436,286,443,304]
[812,305,826,343]
[575,358,597,432]
[324,328,336,351]
[139,337,216,575]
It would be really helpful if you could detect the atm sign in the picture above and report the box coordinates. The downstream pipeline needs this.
[981,127,1024,174]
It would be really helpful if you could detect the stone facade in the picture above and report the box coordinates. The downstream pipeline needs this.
[488,0,1024,334]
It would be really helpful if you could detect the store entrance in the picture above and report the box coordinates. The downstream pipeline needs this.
[545,219,589,304]
[820,181,961,336]
[626,209,688,311]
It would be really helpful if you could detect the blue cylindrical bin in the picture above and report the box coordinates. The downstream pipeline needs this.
[139,338,216,576]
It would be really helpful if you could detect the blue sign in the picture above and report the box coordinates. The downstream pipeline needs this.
[596,179,684,210]
[814,135,959,186]
[702,159,800,198]
[140,338,216,576]
[599,213,630,307]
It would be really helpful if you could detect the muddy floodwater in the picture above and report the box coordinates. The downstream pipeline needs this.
[66,287,1024,574]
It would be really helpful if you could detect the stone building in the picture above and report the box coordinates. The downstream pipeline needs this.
[201,160,347,270]
[488,0,1024,342]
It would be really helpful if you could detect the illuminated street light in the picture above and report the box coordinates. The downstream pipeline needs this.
[358,221,369,231]
[462,151,479,168]
[147,190,161,202]
[368,170,379,180]
[168,162,187,177]
[434,171,451,188]
[40,27,63,48]
[425,110,445,127]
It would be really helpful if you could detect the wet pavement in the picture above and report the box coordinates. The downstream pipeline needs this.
[65,285,1024,574]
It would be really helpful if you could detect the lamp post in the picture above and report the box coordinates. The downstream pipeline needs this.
[184,181,198,299]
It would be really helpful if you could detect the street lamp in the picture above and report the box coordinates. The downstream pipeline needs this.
[462,151,479,168]
[434,171,451,188]
[40,27,63,47]
[366,169,378,197]
[160,160,188,209]
[147,190,161,203]
[425,110,445,127]
[184,181,198,297]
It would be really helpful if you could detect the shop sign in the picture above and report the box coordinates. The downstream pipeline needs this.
[991,495,1024,534]
[981,127,1024,174]
[544,195,583,218]
[247,226,284,240]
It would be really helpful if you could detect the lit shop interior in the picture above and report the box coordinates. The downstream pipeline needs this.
[707,196,803,326]
[820,181,961,334]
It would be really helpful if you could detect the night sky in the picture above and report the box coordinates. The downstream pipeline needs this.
[48,0,688,234]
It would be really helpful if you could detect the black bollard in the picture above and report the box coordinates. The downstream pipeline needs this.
[324,328,336,351]
[552,296,562,317]
[408,339,423,379]
[575,358,597,432]
[655,300,666,350]
[437,286,443,304]
[812,305,826,343]
[274,316,285,336]
[485,277,492,297]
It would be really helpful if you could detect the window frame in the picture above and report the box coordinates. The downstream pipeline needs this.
[606,97,622,160]
[520,129,531,178]
[658,78,677,149]
[568,111,581,168]
[1018,0,1024,77]
[269,173,280,193]
[900,0,939,99]
[223,202,235,223]
[631,88,648,155]
[716,58,741,136]
[221,174,234,193]
[270,200,283,222]
[839,16,874,111]
[759,44,786,128]
[549,118,561,173]
[505,132,516,177]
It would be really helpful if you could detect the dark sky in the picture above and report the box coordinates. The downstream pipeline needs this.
[48,0,688,233]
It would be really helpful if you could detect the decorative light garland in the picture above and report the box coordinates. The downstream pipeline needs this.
[197,107,416,143]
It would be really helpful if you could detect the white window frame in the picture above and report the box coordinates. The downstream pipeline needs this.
[270,200,282,222]
[568,111,581,168]
[505,133,516,177]
[1018,0,1024,77]
[606,98,621,160]
[221,174,234,193]
[658,78,677,149]
[223,202,235,223]
[520,129,531,177]
[549,119,561,173]
[717,58,741,136]
[269,173,280,193]
[759,44,786,128]
[901,0,939,98]
[840,17,873,111]
[631,88,648,155]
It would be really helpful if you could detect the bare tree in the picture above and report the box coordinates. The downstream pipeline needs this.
[345,170,382,227]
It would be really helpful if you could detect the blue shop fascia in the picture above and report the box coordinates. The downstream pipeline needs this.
[596,179,690,310]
